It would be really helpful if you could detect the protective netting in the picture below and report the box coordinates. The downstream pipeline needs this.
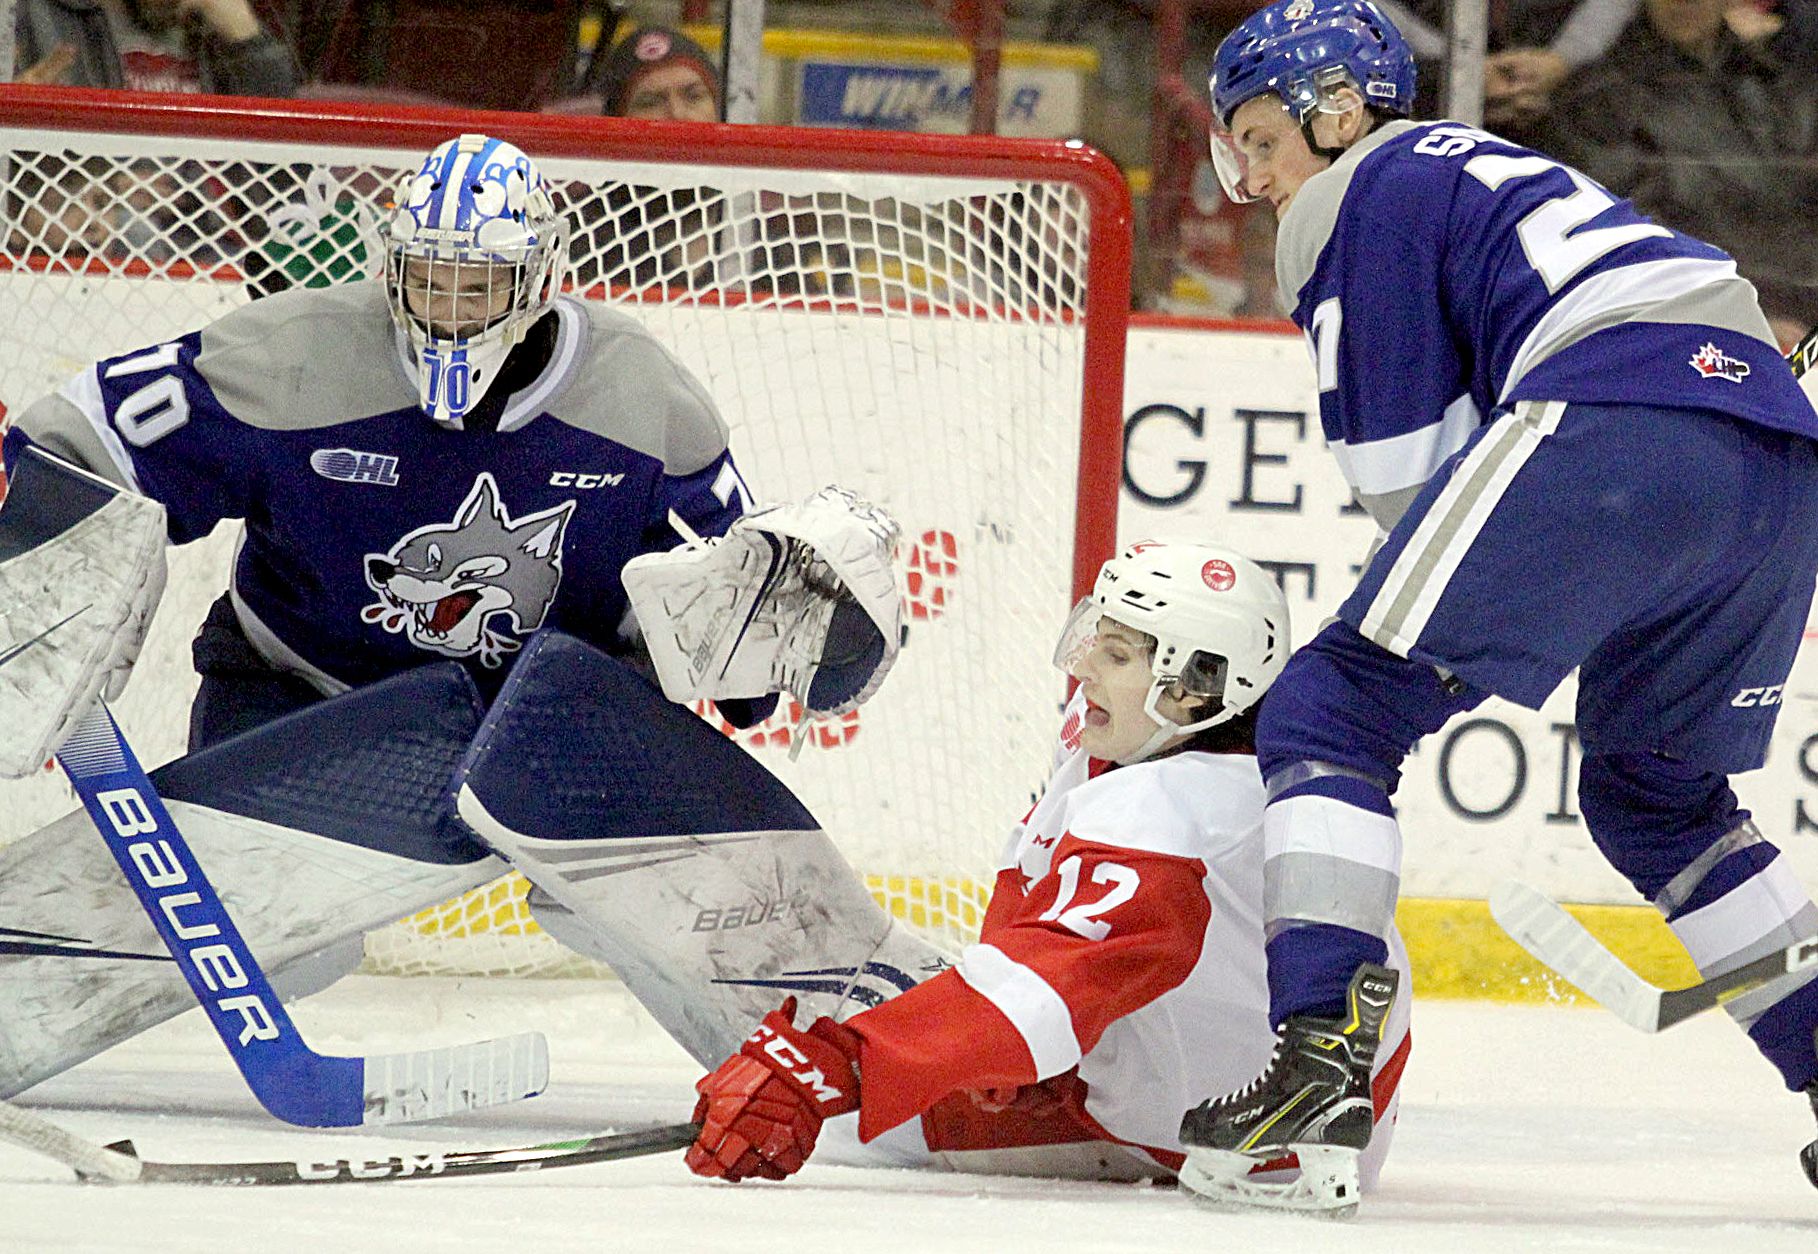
[0,103,1120,976]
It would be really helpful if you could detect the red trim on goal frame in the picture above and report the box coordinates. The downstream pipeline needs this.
[0,84,1131,602]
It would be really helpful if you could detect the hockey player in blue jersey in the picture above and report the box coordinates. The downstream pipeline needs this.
[0,133,904,1107]
[1175,0,1818,1213]
[3,132,789,747]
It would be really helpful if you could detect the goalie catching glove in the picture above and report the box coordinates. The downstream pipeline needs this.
[622,486,902,718]
[0,445,166,778]
[686,998,862,1182]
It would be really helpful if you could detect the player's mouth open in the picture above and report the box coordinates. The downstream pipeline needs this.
[1083,698,1109,727]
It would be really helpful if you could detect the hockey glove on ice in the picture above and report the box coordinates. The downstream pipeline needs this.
[686,998,861,1182]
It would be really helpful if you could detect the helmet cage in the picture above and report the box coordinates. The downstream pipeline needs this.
[380,135,570,426]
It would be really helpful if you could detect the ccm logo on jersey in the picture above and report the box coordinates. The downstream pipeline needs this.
[755,1027,845,1104]
[1732,685,1784,708]
[548,471,624,489]
[93,787,282,1047]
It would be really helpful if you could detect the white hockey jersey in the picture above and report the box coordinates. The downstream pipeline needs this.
[843,694,1412,1172]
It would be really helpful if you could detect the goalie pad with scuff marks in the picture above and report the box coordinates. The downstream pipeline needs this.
[0,445,167,777]
[450,630,951,1067]
[0,663,504,1098]
[622,485,903,719]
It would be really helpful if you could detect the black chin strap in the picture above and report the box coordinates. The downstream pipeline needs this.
[1300,116,1349,166]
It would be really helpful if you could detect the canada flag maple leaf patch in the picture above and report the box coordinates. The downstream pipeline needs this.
[1689,342,1750,383]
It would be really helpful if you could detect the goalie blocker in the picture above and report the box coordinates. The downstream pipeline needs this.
[0,444,166,777]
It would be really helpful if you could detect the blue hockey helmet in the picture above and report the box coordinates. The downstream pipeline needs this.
[1208,0,1415,201]
[381,134,569,428]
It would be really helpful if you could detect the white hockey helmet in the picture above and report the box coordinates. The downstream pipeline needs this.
[1055,540,1290,758]
[381,133,569,427]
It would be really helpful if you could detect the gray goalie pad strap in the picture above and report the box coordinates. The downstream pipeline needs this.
[0,446,167,777]
[451,629,951,1067]
[0,664,504,1098]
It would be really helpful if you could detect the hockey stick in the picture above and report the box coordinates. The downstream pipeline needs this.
[54,703,549,1128]
[0,1098,141,1181]
[1489,881,1818,1032]
[0,1097,697,1185]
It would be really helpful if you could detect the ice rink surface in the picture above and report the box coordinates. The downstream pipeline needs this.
[2,977,1815,1254]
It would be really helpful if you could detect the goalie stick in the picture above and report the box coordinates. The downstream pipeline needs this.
[1489,881,1818,1032]
[53,703,549,1128]
[0,1098,697,1185]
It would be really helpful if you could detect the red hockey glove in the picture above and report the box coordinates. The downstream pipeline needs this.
[686,998,862,1182]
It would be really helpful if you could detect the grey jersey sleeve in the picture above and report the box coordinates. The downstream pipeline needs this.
[551,303,730,475]
[13,385,136,491]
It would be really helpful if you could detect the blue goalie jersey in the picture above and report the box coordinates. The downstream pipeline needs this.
[1274,119,1818,528]
[2,282,751,698]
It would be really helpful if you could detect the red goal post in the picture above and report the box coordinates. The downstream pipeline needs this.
[0,86,1129,974]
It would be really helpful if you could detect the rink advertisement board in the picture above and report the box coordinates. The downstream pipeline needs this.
[1120,318,1818,906]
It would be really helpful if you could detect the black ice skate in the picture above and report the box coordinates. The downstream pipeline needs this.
[1802,1036,1818,1191]
[1177,962,1399,1218]
[1803,1090,1818,1190]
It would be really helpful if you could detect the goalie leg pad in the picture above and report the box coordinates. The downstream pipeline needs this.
[0,664,503,1097]
[0,446,167,777]
[452,629,951,1067]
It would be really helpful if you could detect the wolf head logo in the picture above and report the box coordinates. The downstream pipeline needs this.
[361,473,575,667]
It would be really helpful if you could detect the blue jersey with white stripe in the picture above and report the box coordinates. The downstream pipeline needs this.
[1273,120,1818,525]
[4,282,750,699]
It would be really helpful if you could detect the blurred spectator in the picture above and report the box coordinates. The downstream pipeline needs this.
[595,24,719,121]
[15,0,298,96]
[572,26,725,291]
[1377,1,1636,129]
[1532,0,1818,340]
[9,1,298,270]
[303,0,581,112]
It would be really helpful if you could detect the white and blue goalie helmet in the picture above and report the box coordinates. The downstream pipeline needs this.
[381,133,569,427]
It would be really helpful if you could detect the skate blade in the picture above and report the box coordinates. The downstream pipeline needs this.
[1178,1143,1362,1219]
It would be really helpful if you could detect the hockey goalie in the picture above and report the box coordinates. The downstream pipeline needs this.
[0,132,903,1110]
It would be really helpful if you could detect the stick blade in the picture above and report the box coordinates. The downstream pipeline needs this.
[1489,881,1663,1031]
[0,1101,143,1182]
[359,1032,550,1126]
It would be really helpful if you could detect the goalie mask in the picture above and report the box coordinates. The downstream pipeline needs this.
[381,133,570,427]
[1054,540,1289,763]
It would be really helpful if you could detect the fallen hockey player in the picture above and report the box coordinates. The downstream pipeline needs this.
[670,540,1413,1213]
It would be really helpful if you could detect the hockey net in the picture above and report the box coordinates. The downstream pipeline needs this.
[0,88,1127,977]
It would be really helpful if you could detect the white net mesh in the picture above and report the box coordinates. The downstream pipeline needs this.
[0,99,1123,977]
